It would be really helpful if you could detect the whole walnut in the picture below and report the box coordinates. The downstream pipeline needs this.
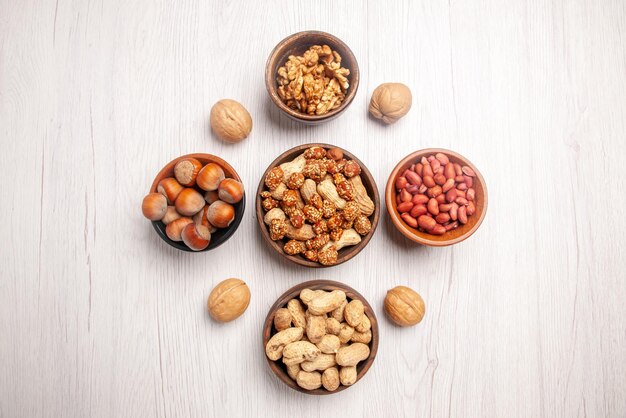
[368,83,412,124]
[384,286,425,326]
[207,278,250,322]
[210,99,253,142]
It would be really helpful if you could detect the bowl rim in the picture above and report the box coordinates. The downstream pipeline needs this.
[255,143,380,267]
[262,279,379,395]
[385,148,488,246]
[264,30,360,122]
[149,153,246,253]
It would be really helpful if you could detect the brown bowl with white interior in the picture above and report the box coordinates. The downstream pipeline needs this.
[256,143,380,267]
[262,280,378,395]
[385,148,487,246]
[265,31,359,125]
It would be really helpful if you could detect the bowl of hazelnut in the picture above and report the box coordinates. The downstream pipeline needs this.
[263,280,378,395]
[265,31,360,125]
[141,153,245,252]
[256,144,380,267]
[386,148,488,246]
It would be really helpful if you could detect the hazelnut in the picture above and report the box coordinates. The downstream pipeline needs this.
[162,206,181,225]
[181,223,211,251]
[192,206,217,233]
[175,188,205,216]
[174,158,203,186]
[196,163,225,191]
[141,193,167,221]
[157,177,184,203]
[207,200,235,228]
[218,178,244,204]
[384,286,425,326]
[165,217,193,241]
[207,278,251,322]
[204,190,220,205]
[369,83,412,124]
[210,99,253,143]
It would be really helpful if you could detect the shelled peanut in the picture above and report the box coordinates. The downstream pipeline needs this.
[394,153,477,235]
[260,146,375,266]
[141,157,244,251]
[265,288,373,392]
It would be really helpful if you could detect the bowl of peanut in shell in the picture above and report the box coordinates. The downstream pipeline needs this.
[256,144,379,268]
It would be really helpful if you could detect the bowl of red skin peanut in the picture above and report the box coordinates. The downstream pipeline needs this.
[385,148,488,246]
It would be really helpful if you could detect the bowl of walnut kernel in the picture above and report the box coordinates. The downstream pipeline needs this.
[256,144,380,268]
[265,31,360,124]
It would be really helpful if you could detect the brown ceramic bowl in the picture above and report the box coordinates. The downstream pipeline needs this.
[265,31,360,125]
[262,280,378,395]
[386,148,488,246]
[256,144,380,267]
[149,153,245,252]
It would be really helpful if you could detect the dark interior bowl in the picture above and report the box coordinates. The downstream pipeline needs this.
[385,148,487,246]
[265,31,360,125]
[262,280,379,395]
[149,153,245,252]
[256,143,380,267]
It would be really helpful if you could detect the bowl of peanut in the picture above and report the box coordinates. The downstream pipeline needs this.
[265,31,360,124]
[386,148,488,246]
[263,280,378,395]
[256,144,380,267]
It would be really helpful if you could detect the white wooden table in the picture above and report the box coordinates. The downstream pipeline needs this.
[1,1,625,417]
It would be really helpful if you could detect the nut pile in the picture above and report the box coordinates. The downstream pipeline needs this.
[276,45,350,116]
[394,153,477,235]
[141,157,244,251]
[260,146,375,266]
[265,288,372,392]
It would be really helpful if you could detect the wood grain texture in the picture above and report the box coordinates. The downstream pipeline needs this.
[1,0,625,417]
